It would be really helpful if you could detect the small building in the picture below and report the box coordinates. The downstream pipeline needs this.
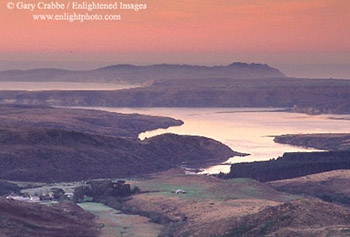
[65,192,74,199]
[171,189,187,194]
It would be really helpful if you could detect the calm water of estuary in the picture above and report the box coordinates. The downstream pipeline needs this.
[84,107,350,174]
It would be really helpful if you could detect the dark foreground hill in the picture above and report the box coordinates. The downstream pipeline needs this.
[0,198,99,237]
[222,199,350,237]
[0,62,285,84]
[0,104,182,138]
[0,126,239,182]
[225,151,350,182]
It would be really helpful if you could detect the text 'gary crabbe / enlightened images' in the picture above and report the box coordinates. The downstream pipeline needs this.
[6,1,147,22]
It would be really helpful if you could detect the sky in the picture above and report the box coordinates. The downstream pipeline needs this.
[0,0,349,77]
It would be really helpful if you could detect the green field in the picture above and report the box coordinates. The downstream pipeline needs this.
[78,202,163,237]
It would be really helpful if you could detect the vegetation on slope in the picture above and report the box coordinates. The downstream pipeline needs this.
[0,126,239,182]
[0,180,21,196]
[115,170,296,237]
[221,199,350,237]
[0,197,99,237]
[274,133,350,151]
[225,151,350,182]
[269,170,350,206]
[0,104,183,138]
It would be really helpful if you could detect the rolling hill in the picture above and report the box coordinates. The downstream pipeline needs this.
[0,104,182,138]
[222,199,350,237]
[0,126,239,182]
[0,63,285,84]
[0,198,99,237]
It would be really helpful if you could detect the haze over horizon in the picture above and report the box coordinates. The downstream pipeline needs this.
[1,60,350,79]
[1,0,349,78]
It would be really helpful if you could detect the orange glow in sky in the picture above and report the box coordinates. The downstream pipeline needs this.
[0,0,349,67]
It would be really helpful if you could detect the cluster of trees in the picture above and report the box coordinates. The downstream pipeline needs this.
[73,180,140,202]
[0,180,21,196]
[224,151,350,182]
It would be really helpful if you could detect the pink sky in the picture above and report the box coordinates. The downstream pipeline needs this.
[0,0,349,69]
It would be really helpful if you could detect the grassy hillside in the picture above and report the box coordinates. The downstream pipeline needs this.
[0,126,238,182]
[222,199,350,237]
[269,170,350,206]
[115,169,297,237]
[0,105,242,182]
[0,104,183,138]
[0,198,99,237]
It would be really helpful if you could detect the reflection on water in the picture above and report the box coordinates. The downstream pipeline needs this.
[0,81,139,91]
[79,107,350,174]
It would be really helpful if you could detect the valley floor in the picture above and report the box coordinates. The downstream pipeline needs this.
[119,169,297,236]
